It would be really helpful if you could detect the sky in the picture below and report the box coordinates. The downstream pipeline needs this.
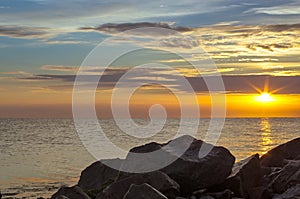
[0,0,299,118]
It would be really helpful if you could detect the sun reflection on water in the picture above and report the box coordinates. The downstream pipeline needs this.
[260,118,273,155]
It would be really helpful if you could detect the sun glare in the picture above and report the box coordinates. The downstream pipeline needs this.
[256,92,274,103]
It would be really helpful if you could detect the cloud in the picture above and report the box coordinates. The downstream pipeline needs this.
[0,0,244,28]
[178,75,300,94]
[246,43,296,52]
[263,23,300,32]
[0,25,53,39]
[0,71,31,75]
[0,25,90,45]
[16,65,300,94]
[158,36,199,49]
[246,1,300,15]
[188,23,300,65]
[80,22,192,34]
[41,65,79,72]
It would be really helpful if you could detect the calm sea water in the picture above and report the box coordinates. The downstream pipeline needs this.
[0,118,299,198]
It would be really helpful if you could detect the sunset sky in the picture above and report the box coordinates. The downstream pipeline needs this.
[0,0,299,118]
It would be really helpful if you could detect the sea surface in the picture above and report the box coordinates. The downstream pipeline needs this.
[0,118,299,198]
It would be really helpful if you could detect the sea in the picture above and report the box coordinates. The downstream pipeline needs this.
[0,118,299,198]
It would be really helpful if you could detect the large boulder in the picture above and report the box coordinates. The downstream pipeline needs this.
[78,158,127,194]
[206,154,265,198]
[269,160,300,193]
[96,171,180,199]
[129,135,235,194]
[239,154,264,199]
[260,138,300,167]
[123,183,168,199]
[51,186,91,199]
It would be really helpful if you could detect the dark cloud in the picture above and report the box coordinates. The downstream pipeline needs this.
[263,24,300,32]
[178,75,300,94]
[220,23,300,35]
[80,22,192,34]
[0,25,52,39]
[247,43,296,52]
[19,71,300,94]
[41,65,79,72]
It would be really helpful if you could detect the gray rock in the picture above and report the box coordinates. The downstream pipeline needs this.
[51,186,91,199]
[123,183,168,199]
[96,171,180,199]
[273,184,300,199]
[269,160,300,193]
[129,135,235,194]
[260,137,300,167]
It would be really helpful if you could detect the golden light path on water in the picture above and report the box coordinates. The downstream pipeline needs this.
[260,118,273,155]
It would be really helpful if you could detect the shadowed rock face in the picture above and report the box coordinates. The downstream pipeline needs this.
[273,184,300,199]
[50,186,90,199]
[269,160,300,193]
[129,135,235,193]
[78,160,119,191]
[51,135,300,199]
[260,137,300,167]
[239,154,263,198]
[96,171,180,199]
[123,183,168,199]
[78,135,235,195]
[206,154,265,198]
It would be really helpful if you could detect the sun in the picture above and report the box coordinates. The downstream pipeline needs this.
[255,92,275,103]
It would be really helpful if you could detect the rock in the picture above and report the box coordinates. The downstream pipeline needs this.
[248,186,271,199]
[239,154,263,199]
[129,135,235,194]
[0,191,2,199]
[269,160,300,193]
[78,158,127,195]
[96,171,180,199]
[199,196,214,199]
[205,174,241,197]
[56,196,69,199]
[51,186,91,199]
[261,167,282,186]
[206,154,263,198]
[273,184,300,199]
[123,183,168,199]
[260,137,300,167]
[194,189,233,199]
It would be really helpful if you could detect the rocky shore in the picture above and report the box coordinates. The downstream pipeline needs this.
[45,136,300,198]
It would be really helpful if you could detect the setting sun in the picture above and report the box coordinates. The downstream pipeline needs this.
[255,92,275,103]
